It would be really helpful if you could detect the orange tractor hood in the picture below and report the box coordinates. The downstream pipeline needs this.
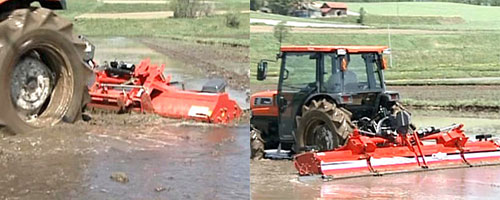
[250,90,278,117]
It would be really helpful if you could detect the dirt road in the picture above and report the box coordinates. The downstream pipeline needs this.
[250,18,369,28]
[250,25,459,34]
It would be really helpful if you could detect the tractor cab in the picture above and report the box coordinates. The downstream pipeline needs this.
[253,45,405,153]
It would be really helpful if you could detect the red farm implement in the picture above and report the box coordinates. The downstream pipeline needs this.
[294,124,500,179]
[88,59,242,124]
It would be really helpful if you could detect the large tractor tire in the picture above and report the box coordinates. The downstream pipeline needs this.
[250,125,265,160]
[295,99,354,153]
[0,8,90,134]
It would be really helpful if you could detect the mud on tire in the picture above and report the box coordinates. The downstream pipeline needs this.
[295,99,354,153]
[0,8,90,134]
[250,126,265,160]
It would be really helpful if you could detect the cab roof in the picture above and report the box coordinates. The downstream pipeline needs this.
[281,45,388,53]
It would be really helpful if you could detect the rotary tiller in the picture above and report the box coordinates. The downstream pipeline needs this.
[87,59,242,124]
[294,124,500,179]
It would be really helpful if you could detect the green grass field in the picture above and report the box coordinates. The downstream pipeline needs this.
[250,31,500,84]
[55,0,249,46]
[250,2,500,85]
[73,15,249,46]
[87,0,249,13]
[344,2,500,30]
[251,2,500,30]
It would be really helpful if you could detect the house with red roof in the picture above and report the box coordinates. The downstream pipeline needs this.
[320,2,348,17]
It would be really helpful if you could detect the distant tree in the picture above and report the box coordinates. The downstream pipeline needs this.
[357,7,367,25]
[250,0,266,11]
[267,0,303,15]
[273,21,291,45]
[170,0,214,18]
[251,0,257,10]
[225,11,240,28]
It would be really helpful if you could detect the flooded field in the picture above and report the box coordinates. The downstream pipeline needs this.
[251,109,500,200]
[0,115,249,199]
[0,36,250,199]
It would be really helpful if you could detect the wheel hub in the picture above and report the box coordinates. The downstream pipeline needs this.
[311,124,333,150]
[10,57,54,113]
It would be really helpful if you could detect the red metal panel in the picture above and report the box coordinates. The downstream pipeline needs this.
[88,59,242,124]
[294,126,500,178]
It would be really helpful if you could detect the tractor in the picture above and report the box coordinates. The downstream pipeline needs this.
[251,45,413,158]
[0,0,91,134]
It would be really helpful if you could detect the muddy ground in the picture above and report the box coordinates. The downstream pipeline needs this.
[251,84,500,112]
[251,159,500,199]
[0,36,250,199]
[250,83,500,199]
[139,38,249,91]
[251,110,500,199]
[0,114,249,199]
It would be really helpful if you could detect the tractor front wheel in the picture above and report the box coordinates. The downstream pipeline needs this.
[295,99,354,153]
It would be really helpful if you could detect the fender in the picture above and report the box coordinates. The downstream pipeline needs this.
[300,93,342,116]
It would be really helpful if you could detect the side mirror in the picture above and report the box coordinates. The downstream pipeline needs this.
[257,61,268,81]
[283,68,289,80]
[340,57,348,72]
[381,57,388,70]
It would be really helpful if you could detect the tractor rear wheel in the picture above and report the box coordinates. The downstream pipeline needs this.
[295,99,354,153]
[0,8,90,134]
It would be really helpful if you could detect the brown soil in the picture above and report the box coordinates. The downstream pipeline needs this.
[0,113,250,199]
[250,84,499,110]
[389,85,500,111]
[139,38,250,90]
[250,83,276,93]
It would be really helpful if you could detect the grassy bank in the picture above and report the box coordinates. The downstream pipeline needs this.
[56,0,249,46]
[73,15,249,46]
[345,2,500,30]
[250,31,500,83]
[88,0,249,13]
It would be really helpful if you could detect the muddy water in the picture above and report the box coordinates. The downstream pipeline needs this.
[0,36,250,199]
[0,115,250,199]
[91,37,249,109]
[251,110,500,200]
